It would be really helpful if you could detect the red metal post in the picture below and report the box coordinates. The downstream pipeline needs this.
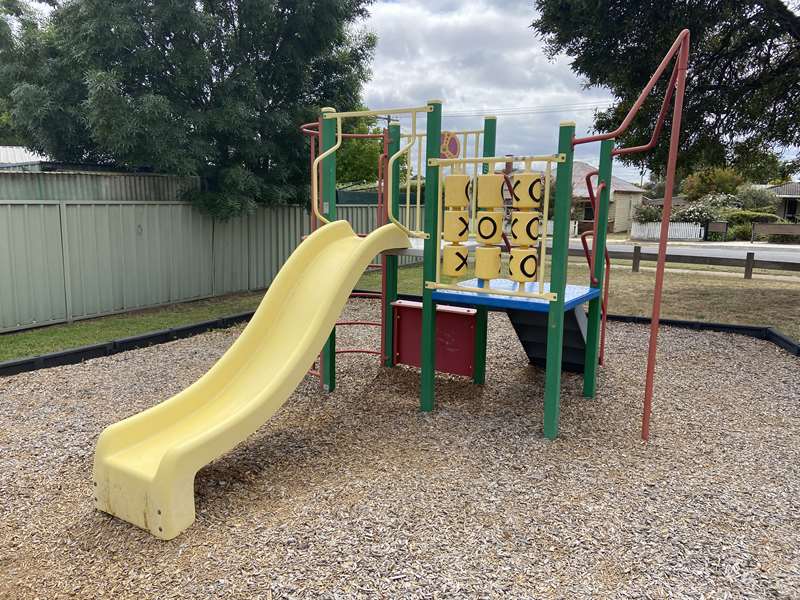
[642,34,690,441]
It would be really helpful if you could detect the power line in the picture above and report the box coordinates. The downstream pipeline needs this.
[382,101,615,121]
[444,102,614,118]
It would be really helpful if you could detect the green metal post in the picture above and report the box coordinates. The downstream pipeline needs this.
[420,100,442,412]
[542,122,576,439]
[583,139,614,397]
[321,108,337,392]
[472,115,496,384]
[383,123,401,366]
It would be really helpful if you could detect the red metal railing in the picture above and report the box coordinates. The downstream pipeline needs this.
[572,29,690,441]
[580,172,611,365]
[301,122,392,384]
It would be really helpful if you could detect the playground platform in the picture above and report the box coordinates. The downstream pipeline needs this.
[432,278,600,312]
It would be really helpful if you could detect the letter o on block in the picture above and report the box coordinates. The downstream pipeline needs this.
[508,247,539,283]
[442,244,470,278]
[444,174,470,209]
[475,246,501,280]
[476,174,505,209]
[443,210,470,243]
[512,173,544,209]
[510,211,542,246]
[476,211,504,245]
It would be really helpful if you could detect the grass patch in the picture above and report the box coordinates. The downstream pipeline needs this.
[0,292,264,363]
[358,259,800,342]
[2,253,797,365]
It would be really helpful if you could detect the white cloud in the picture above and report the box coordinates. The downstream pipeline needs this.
[360,0,646,184]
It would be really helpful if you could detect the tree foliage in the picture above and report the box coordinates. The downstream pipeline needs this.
[734,184,780,212]
[336,112,383,185]
[531,0,800,178]
[681,167,744,201]
[1,1,376,217]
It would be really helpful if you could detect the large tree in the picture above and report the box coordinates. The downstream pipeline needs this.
[1,1,375,217]
[532,1,800,179]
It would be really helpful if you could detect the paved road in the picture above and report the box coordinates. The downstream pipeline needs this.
[568,240,800,264]
[396,237,800,265]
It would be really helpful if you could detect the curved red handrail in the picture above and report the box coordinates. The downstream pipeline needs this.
[581,173,611,365]
[301,121,385,139]
[572,29,689,147]
[571,29,690,440]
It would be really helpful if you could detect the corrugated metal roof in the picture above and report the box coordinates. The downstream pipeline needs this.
[571,161,644,198]
[769,181,800,197]
[0,145,48,164]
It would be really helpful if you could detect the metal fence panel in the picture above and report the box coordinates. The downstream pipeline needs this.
[0,202,67,330]
[0,187,418,333]
[0,172,198,202]
[248,206,308,291]
[213,214,250,295]
[63,202,213,319]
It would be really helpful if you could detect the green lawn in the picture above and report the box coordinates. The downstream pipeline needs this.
[1,257,797,365]
[358,259,800,342]
[0,292,264,363]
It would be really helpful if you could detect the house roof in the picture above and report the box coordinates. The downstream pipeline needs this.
[643,194,689,207]
[0,145,47,164]
[769,181,800,197]
[570,161,644,198]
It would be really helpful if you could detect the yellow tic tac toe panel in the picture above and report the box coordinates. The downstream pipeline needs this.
[475,246,501,280]
[475,211,504,245]
[443,210,470,243]
[476,174,505,208]
[512,172,544,209]
[442,244,470,277]
[508,247,539,282]
[510,211,542,246]
[444,174,471,208]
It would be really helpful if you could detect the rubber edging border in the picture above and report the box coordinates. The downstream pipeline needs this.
[0,311,256,377]
[1,292,797,377]
[390,291,800,356]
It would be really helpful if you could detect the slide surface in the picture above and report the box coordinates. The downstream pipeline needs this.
[93,221,409,539]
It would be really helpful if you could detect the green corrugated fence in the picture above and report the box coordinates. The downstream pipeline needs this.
[0,172,417,332]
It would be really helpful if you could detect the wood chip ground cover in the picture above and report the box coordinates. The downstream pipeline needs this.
[1,300,798,598]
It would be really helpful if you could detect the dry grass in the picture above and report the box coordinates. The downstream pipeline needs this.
[359,259,800,341]
[1,299,798,598]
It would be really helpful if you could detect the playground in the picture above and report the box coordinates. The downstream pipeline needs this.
[2,303,799,597]
[2,28,799,598]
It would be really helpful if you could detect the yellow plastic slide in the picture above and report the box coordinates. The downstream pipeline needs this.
[93,221,409,539]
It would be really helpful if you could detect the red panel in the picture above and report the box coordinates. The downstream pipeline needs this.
[392,300,476,377]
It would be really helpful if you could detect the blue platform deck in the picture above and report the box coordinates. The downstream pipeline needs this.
[431,278,600,313]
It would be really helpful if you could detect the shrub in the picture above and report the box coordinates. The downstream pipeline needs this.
[671,202,719,224]
[735,184,779,212]
[767,233,800,244]
[633,203,662,223]
[728,223,752,240]
[700,192,740,209]
[682,167,744,201]
[723,210,781,226]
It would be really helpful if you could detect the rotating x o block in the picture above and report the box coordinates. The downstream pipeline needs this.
[442,244,470,277]
[476,174,504,209]
[508,247,539,283]
[510,211,542,246]
[512,173,544,209]
[444,174,471,209]
[443,210,470,243]
[475,246,501,280]
[476,211,504,245]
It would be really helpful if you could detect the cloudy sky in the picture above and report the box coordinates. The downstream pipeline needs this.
[360,0,646,184]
